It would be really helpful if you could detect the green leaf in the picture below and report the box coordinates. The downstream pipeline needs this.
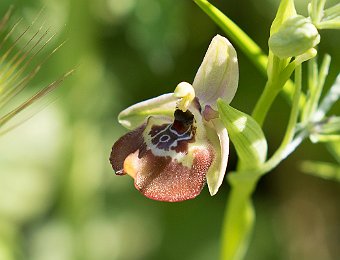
[316,3,340,29]
[270,0,297,35]
[314,74,340,121]
[309,0,326,24]
[327,141,340,164]
[320,117,340,134]
[309,117,340,144]
[310,134,340,143]
[317,19,340,30]
[217,99,267,170]
[301,160,340,182]
[322,3,340,22]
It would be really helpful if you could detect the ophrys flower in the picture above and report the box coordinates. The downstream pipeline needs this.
[110,35,238,202]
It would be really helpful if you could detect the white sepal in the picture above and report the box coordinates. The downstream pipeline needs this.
[193,35,238,109]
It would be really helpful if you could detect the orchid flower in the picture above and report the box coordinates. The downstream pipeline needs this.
[110,35,238,202]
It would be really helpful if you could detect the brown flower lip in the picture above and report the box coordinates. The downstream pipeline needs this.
[110,108,215,202]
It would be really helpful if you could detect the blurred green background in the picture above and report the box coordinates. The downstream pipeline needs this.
[0,0,339,259]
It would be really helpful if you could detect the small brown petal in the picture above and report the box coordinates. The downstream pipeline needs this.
[109,124,146,175]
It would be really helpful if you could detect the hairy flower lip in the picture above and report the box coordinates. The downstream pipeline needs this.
[133,147,214,202]
[110,35,239,201]
[111,107,215,202]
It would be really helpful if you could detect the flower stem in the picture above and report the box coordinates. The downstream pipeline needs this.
[310,55,331,121]
[251,79,281,126]
[220,66,304,260]
[221,175,258,260]
[253,55,302,124]
[260,65,303,170]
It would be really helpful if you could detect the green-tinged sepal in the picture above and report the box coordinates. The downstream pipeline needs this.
[217,99,267,170]
[269,15,320,59]
[118,93,177,130]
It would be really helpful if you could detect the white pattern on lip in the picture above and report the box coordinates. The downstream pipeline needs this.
[150,123,194,152]
[159,135,171,142]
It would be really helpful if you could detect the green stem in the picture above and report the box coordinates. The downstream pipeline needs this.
[221,175,258,260]
[251,79,280,126]
[310,0,326,24]
[315,74,340,121]
[301,57,318,123]
[301,54,331,124]
[193,0,267,74]
[260,130,308,175]
[261,64,303,172]
[252,58,298,125]
[310,55,331,120]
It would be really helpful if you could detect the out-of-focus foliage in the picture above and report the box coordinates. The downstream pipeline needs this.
[0,0,339,260]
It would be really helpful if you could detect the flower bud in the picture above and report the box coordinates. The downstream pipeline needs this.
[269,15,320,58]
